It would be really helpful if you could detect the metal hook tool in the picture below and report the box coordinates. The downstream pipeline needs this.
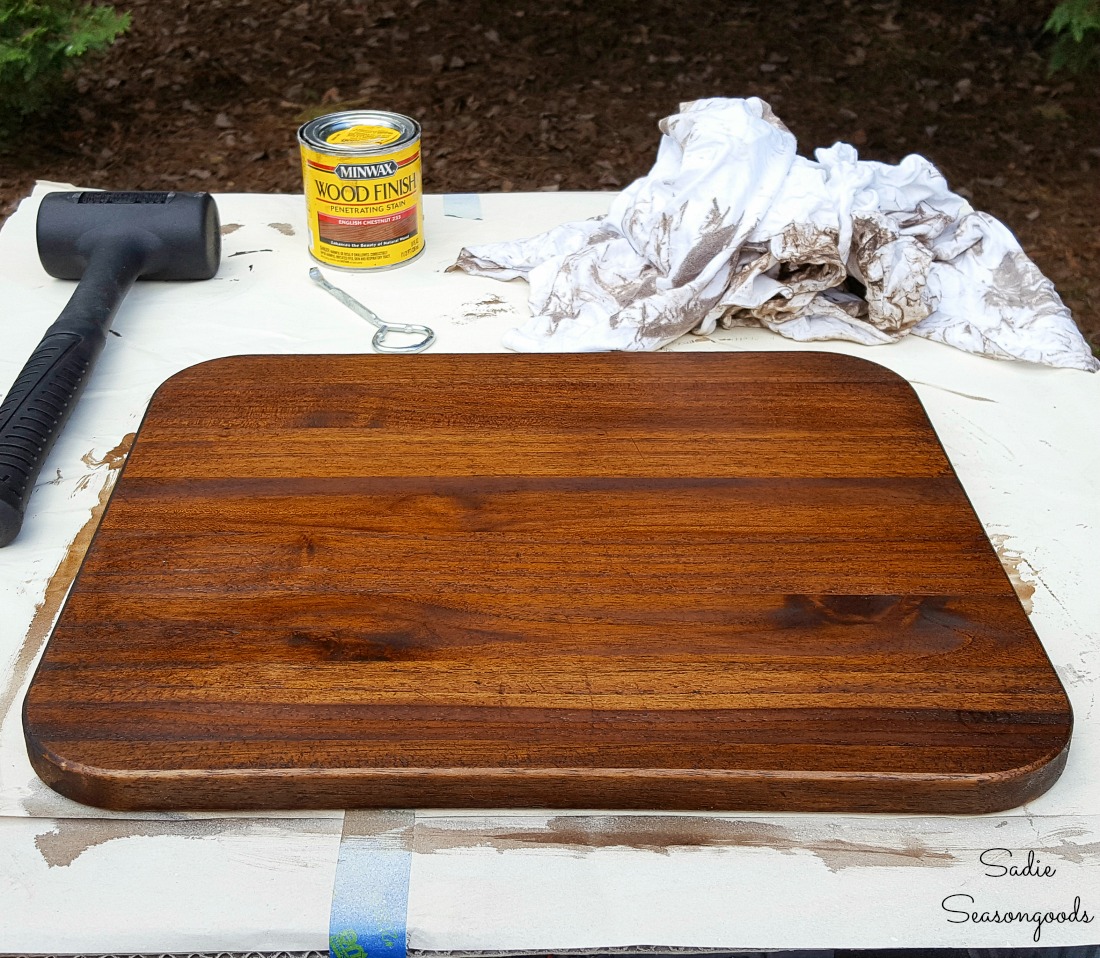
[309,267,436,354]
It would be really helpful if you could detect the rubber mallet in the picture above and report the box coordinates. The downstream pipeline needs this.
[0,190,221,547]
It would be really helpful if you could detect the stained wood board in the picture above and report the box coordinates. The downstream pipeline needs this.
[23,352,1072,812]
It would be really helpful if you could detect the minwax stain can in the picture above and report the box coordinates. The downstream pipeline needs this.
[298,110,424,271]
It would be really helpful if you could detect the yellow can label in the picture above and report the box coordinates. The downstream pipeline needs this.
[300,137,423,270]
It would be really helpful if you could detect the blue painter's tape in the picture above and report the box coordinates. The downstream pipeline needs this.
[442,193,483,220]
[329,811,414,958]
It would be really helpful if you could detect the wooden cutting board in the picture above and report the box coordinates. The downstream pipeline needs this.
[23,352,1072,812]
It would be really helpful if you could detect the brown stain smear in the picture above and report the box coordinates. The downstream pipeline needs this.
[268,222,296,236]
[462,294,513,322]
[342,809,415,850]
[34,817,339,868]
[410,817,1100,873]
[220,223,243,235]
[0,433,136,789]
[990,533,1037,615]
[408,816,957,873]
[80,432,134,471]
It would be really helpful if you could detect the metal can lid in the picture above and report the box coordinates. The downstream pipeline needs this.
[298,110,420,155]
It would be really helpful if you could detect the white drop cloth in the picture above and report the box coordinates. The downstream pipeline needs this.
[451,97,1098,372]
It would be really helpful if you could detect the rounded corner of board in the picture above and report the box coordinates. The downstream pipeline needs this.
[152,354,256,396]
[814,349,914,383]
[22,727,132,811]
[966,737,1074,815]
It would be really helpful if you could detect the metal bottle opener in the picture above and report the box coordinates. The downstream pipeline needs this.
[309,267,435,354]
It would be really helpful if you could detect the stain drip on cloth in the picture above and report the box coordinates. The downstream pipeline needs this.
[450,97,1097,372]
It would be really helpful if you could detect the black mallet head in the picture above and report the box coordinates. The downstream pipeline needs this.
[37,190,221,282]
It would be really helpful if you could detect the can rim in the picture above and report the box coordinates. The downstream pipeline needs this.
[298,110,421,155]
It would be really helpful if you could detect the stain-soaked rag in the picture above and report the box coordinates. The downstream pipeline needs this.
[450,97,1098,372]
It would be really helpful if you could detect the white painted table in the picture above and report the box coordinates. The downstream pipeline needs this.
[1,184,1098,955]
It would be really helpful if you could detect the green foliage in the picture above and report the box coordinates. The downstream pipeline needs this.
[1045,0,1100,73]
[0,0,130,129]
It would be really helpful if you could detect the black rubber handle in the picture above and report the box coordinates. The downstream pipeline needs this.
[0,239,145,548]
[0,327,108,546]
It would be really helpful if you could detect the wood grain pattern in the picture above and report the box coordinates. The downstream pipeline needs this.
[22,352,1072,812]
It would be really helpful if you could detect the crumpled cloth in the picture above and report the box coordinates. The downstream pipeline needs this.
[451,97,1098,372]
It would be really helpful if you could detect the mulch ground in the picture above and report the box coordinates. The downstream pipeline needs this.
[1,0,1097,351]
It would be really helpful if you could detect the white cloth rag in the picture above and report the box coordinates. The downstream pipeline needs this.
[451,97,1098,372]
